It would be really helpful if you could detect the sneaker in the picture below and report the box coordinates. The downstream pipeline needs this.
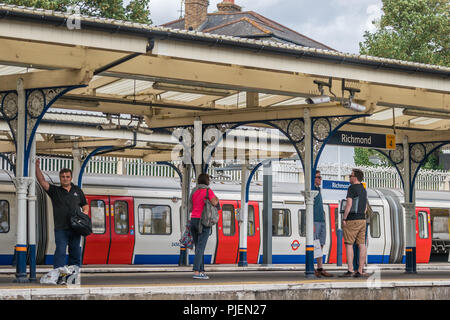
[193,273,209,280]
[338,271,354,278]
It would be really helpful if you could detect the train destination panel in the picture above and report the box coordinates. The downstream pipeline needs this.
[328,131,396,150]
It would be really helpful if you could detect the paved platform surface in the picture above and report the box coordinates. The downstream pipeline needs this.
[0,264,449,300]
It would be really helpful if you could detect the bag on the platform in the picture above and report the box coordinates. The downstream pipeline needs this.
[40,268,60,285]
[70,207,92,236]
[40,266,80,285]
[200,188,219,228]
[180,224,194,249]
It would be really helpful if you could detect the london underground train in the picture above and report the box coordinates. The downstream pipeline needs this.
[0,171,448,266]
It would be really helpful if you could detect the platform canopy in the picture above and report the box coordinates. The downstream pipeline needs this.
[0,4,449,161]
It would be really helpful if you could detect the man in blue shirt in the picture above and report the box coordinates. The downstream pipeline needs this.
[313,171,333,277]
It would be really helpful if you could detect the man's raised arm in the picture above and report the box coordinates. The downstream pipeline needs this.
[35,159,50,192]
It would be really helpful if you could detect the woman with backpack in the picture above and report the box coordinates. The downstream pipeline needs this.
[188,173,219,280]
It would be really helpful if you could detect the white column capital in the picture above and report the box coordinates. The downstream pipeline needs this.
[402,202,416,221]
[13,177,33,189]
[302,190,319,204]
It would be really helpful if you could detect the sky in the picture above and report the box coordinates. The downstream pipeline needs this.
[148,0,383,54]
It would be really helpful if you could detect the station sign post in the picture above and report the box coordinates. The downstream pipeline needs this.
[322,180,349,267]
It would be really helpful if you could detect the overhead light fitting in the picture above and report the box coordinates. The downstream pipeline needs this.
[402,109,450,119]
[341,79,366,112]
[377,101,449,115]
[153,82,233,96]
[306,78,334,105]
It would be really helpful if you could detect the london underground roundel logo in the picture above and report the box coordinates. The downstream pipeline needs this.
[291,240,300,251]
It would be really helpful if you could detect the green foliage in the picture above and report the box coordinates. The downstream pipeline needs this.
[359,0,448,170]
[354,148,391,167]
[422,151,444,170]
[360,0,449,66]
[2,0,152,24]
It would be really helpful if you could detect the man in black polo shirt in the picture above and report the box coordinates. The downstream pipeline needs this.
[36,159,88,269]
[340,168,368,278]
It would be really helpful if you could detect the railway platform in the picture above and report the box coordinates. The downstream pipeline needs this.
[0,263,448,300]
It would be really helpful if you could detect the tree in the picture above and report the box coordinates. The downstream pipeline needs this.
[354,148,391,167]
[2,0,152,24]
[359,0,449,170]
[360,0,449,67]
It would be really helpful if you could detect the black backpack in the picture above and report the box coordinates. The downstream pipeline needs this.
[70,207,92,236]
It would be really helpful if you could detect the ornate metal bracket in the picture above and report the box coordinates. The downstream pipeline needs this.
[0,86,84,176]
[375,141,448,202]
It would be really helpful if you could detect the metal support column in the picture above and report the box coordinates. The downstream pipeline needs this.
[303,108,316,278]
[13,79,29,283]
[179,163,191,266]
[262,160,272,265]
[27,139,37,282]
[194,119,203,178]
[72,143,83,186]
[238,162,249,267]
[403,136,417,273]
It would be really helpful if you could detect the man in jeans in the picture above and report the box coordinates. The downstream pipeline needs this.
[340,168,369,277]
[313,170,333,277]
[36,159,89,269]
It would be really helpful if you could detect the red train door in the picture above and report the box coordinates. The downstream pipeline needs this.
[328,203,347,264]
[236,201,261,264]
[215,200,239,264]
[108,196,135,264]
[83,196,135,264]
[83,195,110,264]
[247,202,261,264]
[416,207,431,263]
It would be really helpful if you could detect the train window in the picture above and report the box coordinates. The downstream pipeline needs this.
[248,205,255,237]
[90,200,106,234]
[370,211,381,238]
[138,204,172,235]
[272,209,291,237]
[114,201,129,235]
[298,209,306,237]
[0,200,9,233]
[222,204,236,236]
[418,211,429,239]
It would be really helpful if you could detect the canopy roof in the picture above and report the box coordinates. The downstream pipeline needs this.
[0,4,449,161]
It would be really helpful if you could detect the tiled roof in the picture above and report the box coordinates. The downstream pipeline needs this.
[163,11,334,50]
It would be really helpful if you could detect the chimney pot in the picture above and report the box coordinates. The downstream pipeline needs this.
[217,0,242,12]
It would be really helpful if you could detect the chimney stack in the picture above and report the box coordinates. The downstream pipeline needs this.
[217,0,242,12]
[185,0,209,30]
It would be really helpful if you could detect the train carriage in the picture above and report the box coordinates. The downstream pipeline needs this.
[0,171,448,266]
